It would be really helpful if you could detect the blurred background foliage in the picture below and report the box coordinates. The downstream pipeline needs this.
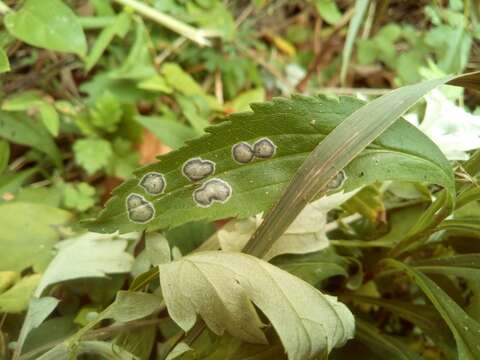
[1,0,480,359]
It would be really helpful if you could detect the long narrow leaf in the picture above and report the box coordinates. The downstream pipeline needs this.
[244,72,480,257]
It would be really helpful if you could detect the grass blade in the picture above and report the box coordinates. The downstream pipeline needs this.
[243,72,480,258]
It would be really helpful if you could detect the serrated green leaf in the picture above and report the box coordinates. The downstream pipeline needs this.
[159,251,354,360]
[244,73,479,258]
[385,259,480,360]
[4,0,87,57]
[73,137,112,174]
[90,95,453,234]
[63,182,96,212]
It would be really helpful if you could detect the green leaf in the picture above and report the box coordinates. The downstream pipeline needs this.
[36,341,140,360]
[385,259,480,360]
[103,291,162,322]
[4,0,87,57]
[0,202,72,272]
[412,254,480,281]
[85,12,131,71]
[0,274,40,313]
[346,295,456,357]
[137,75,173,93]
[355,319,422,360]
[243,73,479,258]
[73,137,112,174]
[272,247,349,285]
[314,0,342,25]
[35,232,134,296]
[0,48,10,73]
[0,168,38,199]
[90,95,453,234]
[0,139,9,174]
[62,182,96,212]
[159,251,354,359]
[340,0,370,85]
[38,103,60,137]
[0,111,62,166]
[14,297,59,359]
[161,62,221,111]
[135,115,197,149]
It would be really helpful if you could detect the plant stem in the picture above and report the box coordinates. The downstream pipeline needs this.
[112,0,215,46]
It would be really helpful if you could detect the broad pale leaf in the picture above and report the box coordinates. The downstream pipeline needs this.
[217,191,357,260]
[13,297,59,359]
[159,251,354,360]
[90,95,452,234]
[35,233,135,296]
[4,0,87,57]
[103,290,162,323]
[386,259,480,360]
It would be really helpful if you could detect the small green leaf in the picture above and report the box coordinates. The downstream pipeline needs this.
[73,137,112,174]
[0,48,10,73]
[0,111,61,166]
[385,259,480,360]
[135,115,197,149]
[4,0,87,57]
[314,0,342,25]
[160,251,354,359]
[0,274,41,313]
[0,202,72,272]
[85,12,131,71]
[38,103,60,137]
[62,182,96,212]
[35,232,134,296]
[103,291,162,323]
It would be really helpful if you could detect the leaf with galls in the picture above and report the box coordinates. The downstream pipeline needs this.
[88,95,453,233]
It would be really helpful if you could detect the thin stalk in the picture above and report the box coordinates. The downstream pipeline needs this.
[112,0,217,46]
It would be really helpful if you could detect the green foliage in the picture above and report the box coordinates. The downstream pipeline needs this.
[91,95,453,234]
[160,251,354,359]
[4,0,87,57]
[2,1,480,359]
